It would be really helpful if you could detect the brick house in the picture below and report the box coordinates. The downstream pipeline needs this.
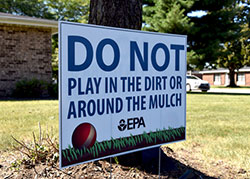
[195,67,250,86]
[0,13,58,96]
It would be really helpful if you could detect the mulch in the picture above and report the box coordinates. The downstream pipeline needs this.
[0,147,249,179]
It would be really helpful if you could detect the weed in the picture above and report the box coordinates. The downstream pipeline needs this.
[11,124,59,169]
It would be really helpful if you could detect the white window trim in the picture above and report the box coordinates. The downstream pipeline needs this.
[237,73,245,85]
[214,74,221,85]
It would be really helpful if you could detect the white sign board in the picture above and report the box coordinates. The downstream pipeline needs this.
[59,21,186,168]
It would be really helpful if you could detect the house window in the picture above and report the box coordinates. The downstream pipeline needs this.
[214,74,221,85]
[237,73,245,85]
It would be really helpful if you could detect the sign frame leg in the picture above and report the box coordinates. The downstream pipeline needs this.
[158,147,161,179]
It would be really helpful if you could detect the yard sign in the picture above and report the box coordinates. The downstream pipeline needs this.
[59,21,187,169]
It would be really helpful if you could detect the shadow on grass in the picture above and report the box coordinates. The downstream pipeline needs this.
[211,86,250,89]
[187,91,250,96]
[110,147,216,178]
[0,97,58,101]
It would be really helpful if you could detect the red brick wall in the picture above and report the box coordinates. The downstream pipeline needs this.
[202,74,214,85]
[0,24,52,96]
[245,72,250,86]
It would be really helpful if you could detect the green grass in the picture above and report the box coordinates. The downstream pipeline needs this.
[168,93,250,171]
[1,94,250,171]
[0,100,58,150]
[62,127,185,164]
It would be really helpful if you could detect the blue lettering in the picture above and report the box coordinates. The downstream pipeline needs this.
[149,95,157,109]
[109,77,117,93]
[116,97,123,113]
[177,76,182,89]
[78,78,84,95]
[86,78,94,94]
[68,78,76,96]
[156,76,162,90]
[120,77,126,92]
[68,36,93,71]
[165,94,170,107]
[87,99,96,116]
[159,94,165,108]
[96,38,120,71]
[128,77,135,92]
[97,99,105,115]
[141,95,146,110]
[145,76,151,91]
[176,93,182,106]
[105,77,108,93]
[136,77,141,91]
[93,77,102,94]
[68,36,184,72]
[67,101,77,119]
[132,96,140,111]
[170,76,176,89]
[170,94,175,107]
[107,98,114,114]
[78,100,86,117]
[126,96,132,112]
[151,43,170,71]
[170,44,184,71]
[130,41,148,71]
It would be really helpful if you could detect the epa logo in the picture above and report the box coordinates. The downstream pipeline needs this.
[118,119,127,131]
[118,117,146,131]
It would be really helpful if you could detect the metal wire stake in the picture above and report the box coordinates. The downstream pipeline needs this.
[110,157,112,179]
[158,147,161,179]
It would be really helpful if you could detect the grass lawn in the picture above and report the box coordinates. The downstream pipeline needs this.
[0,94,250,172]
[169,93,250,171]
[0,100,58,150]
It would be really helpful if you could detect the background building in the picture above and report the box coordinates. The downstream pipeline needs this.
[0,13,57,96]
[194,67,250,86]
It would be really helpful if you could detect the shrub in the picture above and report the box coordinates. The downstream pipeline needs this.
[12,79,48,98]
[48,83,58,98]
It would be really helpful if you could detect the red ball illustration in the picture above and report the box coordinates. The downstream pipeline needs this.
[72,123,97,149]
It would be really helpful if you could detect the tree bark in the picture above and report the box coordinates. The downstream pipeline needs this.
[89,0,142,30]
[88,0,154,166]
[228,68,237,87]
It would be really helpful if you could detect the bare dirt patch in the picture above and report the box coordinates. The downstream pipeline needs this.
[1,147,249,179]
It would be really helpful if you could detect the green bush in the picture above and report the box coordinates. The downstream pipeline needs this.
[48,83,58,98]
[12,79,48,98]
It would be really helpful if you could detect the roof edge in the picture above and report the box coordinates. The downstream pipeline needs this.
[199,68,250,74]
[0,13,58,32]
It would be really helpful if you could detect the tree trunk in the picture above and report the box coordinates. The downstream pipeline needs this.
[228,68,237,87]
[88,0,159,167]
[89,0,142,30]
